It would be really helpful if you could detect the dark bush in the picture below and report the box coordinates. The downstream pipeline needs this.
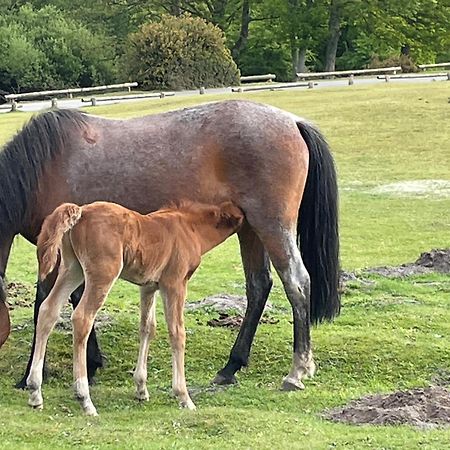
[122,14,240,90]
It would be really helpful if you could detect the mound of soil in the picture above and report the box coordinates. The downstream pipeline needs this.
[325,386,450,428]
[367,248,450,278]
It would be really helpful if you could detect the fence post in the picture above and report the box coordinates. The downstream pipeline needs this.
[159,92,165,98]
[385,75,390,82]
[348,74,354,85]
[90,97,97,106]
[51,98,58,109]
[308,82,314,89]
[10,100,17,112]
[199,87,205,95]
[447,72,450,81]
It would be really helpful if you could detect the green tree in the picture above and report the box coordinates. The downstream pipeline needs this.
[0,4,117,91]
[122,14,240,90]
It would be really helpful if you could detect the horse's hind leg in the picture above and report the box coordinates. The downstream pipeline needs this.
[27,264,83,409]
[213,223,272,385]
[263,231,316,390]
[134,284,157,401]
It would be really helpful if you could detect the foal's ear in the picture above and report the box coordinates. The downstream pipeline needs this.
[217,202,244,229]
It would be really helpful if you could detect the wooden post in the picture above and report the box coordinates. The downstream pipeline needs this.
[447,72,450,81]
[51,98,58,109]
[385,75,390,82]
[159,92,165,98]
[128,86,131,92]
[10,100,17,112]
[90,97,97,106]
[199,87,205,95]
[348,74,354,85]
[308,82,314,89]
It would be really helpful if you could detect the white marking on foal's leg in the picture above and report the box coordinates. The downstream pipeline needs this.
[282,350,316,391]
[74,377,98,416]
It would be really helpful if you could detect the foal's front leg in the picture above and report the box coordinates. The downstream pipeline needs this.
[160,283,195,410]
[134,285,157,401]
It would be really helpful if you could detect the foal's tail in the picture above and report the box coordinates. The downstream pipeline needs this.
[37,203,82,280]
[297,121,340,324]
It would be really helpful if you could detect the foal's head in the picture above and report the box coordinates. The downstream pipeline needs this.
[182,201,244,253]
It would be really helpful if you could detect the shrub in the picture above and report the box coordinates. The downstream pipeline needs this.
[122,14,240,90]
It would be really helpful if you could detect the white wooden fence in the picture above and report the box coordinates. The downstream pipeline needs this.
[5,82,138,102]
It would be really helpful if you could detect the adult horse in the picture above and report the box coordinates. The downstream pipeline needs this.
[0,100,340,390]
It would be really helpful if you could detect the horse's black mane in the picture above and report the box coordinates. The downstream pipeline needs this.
[0,109,88,237]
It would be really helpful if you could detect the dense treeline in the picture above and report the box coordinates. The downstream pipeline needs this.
[0,0,448,92]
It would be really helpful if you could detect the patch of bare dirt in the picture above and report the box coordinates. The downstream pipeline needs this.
[6,281,34,309]
[185,293,272,315]
[206,312,279,329]
[55,308,114,332]
[325,386,450,428]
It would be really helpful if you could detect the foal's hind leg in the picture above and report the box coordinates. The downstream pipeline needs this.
[72,272,119,416]
[16,275,57,389]
[134,284,157,401]
[160,282,195,410]
[69,284,104,385]
[27,265,83,409]
[213,223,272,385]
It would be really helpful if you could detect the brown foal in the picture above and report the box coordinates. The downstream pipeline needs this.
[27,200,243,415]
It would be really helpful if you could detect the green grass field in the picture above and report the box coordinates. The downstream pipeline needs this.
[0,83,449,449]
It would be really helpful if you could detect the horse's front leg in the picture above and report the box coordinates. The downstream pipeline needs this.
[160,283,195,410]
[133,285,157,401]
[213,224,272,385]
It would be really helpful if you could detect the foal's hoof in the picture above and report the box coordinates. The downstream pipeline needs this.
[281,378,305,391]
[211,372,237,386]
[83,405,99,417]
[180,399,196,410]
[135,391,149,402]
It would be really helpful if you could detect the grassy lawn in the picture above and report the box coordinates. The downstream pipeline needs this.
[0,82,449,449]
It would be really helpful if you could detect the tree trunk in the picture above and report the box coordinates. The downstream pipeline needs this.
[291,45,307,78]
[324,0,341,72]
[232,0,250,63]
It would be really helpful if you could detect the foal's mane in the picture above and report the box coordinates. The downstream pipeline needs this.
[0,110,88,236]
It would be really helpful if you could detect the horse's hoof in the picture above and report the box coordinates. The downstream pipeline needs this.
[28,396,44,409]
[281,378,305,391]
[88,377,96,386]
[211,372,237,386]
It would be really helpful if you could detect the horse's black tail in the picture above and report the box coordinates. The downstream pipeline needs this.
[296,120,340,324]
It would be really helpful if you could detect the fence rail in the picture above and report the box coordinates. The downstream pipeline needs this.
[5,82,138,101]
[240,74,276,83]
[296,66,401,79]
[418,62,450,70]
